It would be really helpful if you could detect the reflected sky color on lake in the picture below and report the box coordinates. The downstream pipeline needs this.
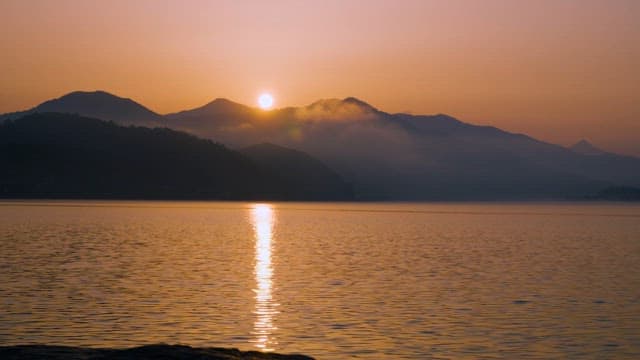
[250,204,278,351]
[1,201,639,359]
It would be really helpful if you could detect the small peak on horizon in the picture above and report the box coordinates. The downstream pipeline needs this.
[173,97,252,116]
[570,139,606,155]
[206,97,238,104]
[201,97,249,109]
[342,97,377,111]
[297,97,381,121]
[306,97,378,112]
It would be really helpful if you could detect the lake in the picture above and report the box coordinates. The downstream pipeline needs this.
[1,201,639,359]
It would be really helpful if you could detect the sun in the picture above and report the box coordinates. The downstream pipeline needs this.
[258,93,274,110]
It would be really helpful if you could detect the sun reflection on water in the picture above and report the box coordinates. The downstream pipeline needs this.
[250,203,278,351]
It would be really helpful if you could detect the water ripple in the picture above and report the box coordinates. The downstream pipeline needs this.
[0,201,639,359]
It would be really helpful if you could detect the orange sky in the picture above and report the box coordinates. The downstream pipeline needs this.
[1,0,639,155]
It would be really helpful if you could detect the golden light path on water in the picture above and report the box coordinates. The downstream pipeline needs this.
[250,204,278,351]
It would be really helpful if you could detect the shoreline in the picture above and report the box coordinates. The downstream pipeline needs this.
[0,344,315,360]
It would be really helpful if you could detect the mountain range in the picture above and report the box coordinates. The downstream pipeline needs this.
[2,90,639,200]
[0,113,352,200]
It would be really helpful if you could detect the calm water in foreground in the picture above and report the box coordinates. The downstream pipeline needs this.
[1,201,639,359]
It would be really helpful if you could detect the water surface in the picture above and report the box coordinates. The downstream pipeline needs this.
[1,201,639,359]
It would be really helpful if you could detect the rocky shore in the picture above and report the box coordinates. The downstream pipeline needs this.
[0,344,315,360]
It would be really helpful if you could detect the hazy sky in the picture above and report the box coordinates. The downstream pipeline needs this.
[1,0,639,155]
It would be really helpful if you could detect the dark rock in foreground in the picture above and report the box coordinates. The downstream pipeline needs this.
[0,344,315,360]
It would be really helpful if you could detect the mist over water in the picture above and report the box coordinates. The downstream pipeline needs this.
[1,201,639,359]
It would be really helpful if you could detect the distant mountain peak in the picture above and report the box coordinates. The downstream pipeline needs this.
[44,90,134,104]
[32,90,161,124]
[307,97,377,110]
[186,98,252,115]
[342,97,378,112]
[298,97,379,121]
[204,97,241,106]
[570,139,606,155]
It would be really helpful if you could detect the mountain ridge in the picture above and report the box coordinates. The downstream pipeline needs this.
[0,90,162,126]
[0,90,628,159]
[2,90,639,200]
[0,113,354,200]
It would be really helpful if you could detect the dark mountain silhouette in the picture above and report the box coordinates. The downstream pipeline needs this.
[570,139,606,156]
[0,91,162,126]
[0,113,353,200]
[164,97,640,199]
[167,98,256,119]
[164,98,266,136]
[240,143,353,200]
[3,91,640,200]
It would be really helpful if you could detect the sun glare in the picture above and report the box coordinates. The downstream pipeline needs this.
[250,203,278,351]
[258,93,274,110]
